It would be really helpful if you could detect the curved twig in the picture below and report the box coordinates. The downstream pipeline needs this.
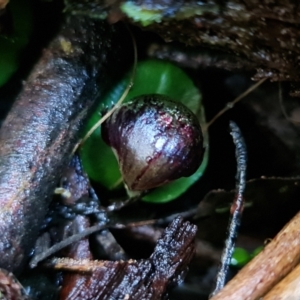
[211,121,247,296]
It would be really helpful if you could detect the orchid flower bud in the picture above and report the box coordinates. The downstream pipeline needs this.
[102,94,204,192]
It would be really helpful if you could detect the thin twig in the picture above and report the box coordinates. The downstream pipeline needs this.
[203,78,267,132]
[29,223,109,268]
[75,24,138,151]
[29,218,157,268]
[210,121,247,297]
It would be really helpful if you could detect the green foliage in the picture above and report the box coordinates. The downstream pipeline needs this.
[80,59,208,203]
[231,246,264,268]
[120,2,219,26]
[230,247,250,267]
[120,3,163,26]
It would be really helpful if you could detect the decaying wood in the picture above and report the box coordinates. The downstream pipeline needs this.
[56,156,96,299]
[210,210,300,300]
[0,16,131,273]
[131,0,300,83]
[50,217,197,300]
[55,156,127,298]
[67,0,300,86]
[117,225,222,264]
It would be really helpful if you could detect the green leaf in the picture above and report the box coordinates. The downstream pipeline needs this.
[80,59,208,202]
[230,247,251,267]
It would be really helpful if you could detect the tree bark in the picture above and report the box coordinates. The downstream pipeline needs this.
[66,0,300,85]
[0,15,131,273]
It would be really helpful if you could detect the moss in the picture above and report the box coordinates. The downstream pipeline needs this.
[120,2,218,26]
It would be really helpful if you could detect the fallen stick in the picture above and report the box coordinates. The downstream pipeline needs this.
[210,210,300,300]
[263,260,300,299]
[0,15,131,273]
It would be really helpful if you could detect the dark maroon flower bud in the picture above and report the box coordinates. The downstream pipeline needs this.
[102,94,204,192]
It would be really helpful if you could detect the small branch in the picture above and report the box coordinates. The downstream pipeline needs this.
[29,223,109,268]
[210,210,300,300]
[30,218,159,268]
[0,16,131,272]
[203,79,267,131]
[211,121,247,296]
[263,261,300,299]
[77,24,138,149]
